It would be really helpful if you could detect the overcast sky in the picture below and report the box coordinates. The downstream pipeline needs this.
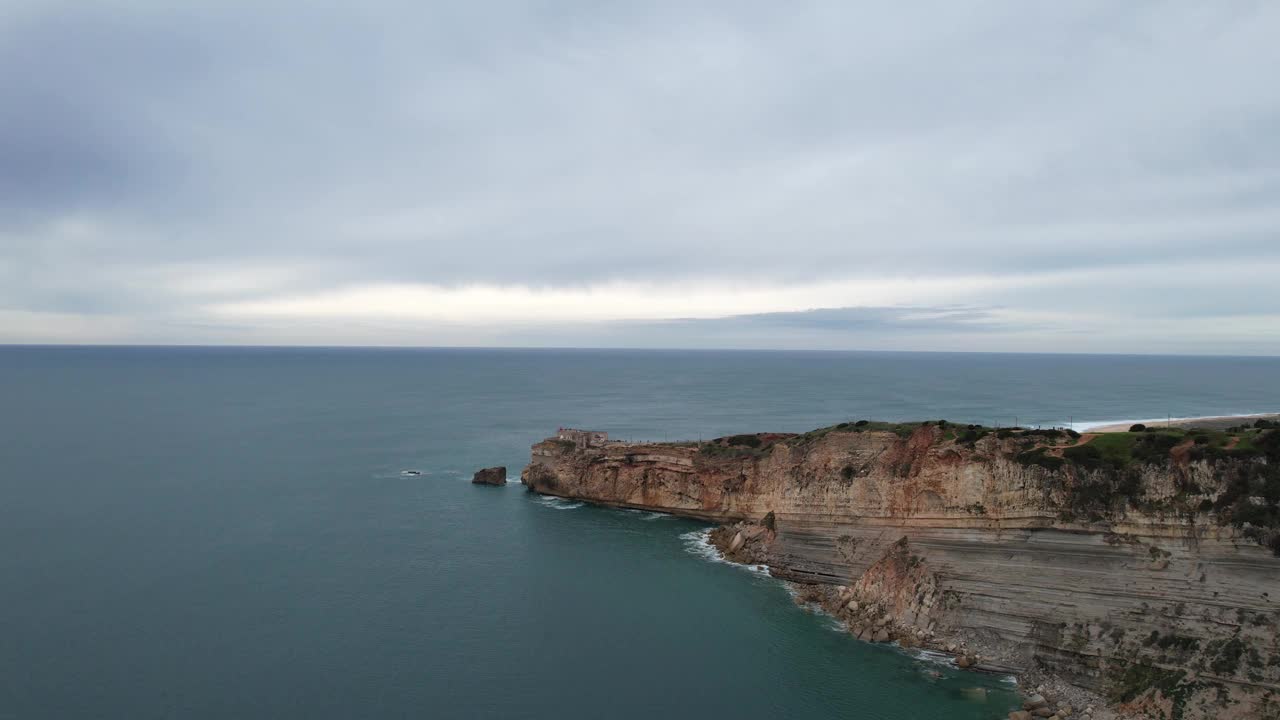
[2,1,1278,353]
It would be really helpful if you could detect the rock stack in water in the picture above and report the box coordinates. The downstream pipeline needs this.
[472,466,507,486]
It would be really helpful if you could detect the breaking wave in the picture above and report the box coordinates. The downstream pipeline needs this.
[621,508,669,521]
[1070,412,1273,432]
[904,648,1017,685]
[909,647,960,668]
[679,528,771,576]
[534,496,583,510]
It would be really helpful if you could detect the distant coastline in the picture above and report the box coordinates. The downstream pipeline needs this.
[1073,412,1279,433]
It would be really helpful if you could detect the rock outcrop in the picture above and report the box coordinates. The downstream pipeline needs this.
[522,423,1280,720]
[472,466,507,486]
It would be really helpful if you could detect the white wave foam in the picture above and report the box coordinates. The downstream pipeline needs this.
[777,583,845,627]
[905,648,1017,685]
[679,528,772,576]
[618,508,671,521]
[909,647,959,667]
[372,468,434,480]
[535,496,583,510]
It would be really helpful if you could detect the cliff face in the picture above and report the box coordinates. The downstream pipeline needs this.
[522,425,1280,720]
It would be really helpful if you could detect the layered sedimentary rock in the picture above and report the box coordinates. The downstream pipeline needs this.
[522,425,1280,720]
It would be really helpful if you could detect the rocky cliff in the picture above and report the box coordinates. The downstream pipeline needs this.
[522,422,1280,720]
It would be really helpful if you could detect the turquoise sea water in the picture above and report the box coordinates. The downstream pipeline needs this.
[3,347,1279,719]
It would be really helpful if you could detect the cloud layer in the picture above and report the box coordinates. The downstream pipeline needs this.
[2,2,1278,353]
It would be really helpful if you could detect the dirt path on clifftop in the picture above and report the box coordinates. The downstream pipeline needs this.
[1046,433,1097,457]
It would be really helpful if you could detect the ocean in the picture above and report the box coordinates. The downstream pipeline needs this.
[3,346,1278,719]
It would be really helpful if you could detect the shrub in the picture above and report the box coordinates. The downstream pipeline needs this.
[1108,662,1187,705]
[701,439,766,458]
[1211,638,1246,675]
[1259,429,1280,457]
[1023,428,1065,438]
[1132,434,1180,464]
[1231,501,1277,529]
[725,434,762,448]
[1016,447,1064,471]
[854,420,869,427]
[1156,634,1201,653]
[1130,424,1146,432]
[1064,444,1105,469]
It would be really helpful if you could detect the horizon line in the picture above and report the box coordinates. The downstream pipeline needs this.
[2,342,1278,360]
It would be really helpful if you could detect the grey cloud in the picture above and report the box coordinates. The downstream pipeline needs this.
[485,305,1068,353]
[662,306,1021,333]
[0,7,213,221]
[0,1,1278,350]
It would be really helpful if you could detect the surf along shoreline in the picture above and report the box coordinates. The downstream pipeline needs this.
[1074,412,1280,433]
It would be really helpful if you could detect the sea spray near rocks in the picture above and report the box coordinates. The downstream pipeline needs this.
[679,527,772,577]
[534,496,584,510]
[621,508,670,521]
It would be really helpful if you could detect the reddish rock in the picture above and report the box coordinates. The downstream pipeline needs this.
[472,466,507,485]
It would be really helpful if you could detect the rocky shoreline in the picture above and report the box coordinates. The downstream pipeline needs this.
[710,515,1114,720]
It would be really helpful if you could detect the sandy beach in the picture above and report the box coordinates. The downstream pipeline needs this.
[1081,412,1280,433]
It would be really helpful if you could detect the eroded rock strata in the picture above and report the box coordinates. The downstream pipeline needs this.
[522,423,1280,720]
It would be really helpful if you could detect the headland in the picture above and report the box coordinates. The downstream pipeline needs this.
[523,421,1280,720]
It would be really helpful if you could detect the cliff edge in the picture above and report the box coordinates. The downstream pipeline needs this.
[523,421,1280,720]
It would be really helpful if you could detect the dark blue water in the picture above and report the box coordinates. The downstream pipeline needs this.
[3,347,1278,719]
